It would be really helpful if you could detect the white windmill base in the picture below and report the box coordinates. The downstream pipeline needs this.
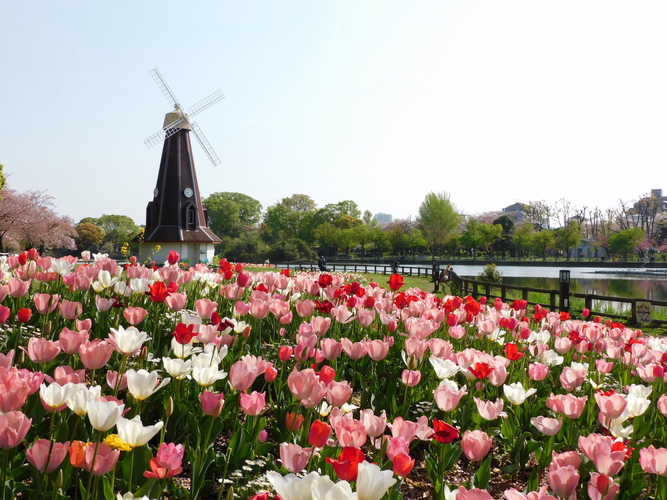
[140,242,217,266]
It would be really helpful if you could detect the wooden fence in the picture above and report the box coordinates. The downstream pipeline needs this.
[281,263,667,325]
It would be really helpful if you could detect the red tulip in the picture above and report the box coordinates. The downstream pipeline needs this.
[17,308,31,323]
[167,250,180,265]
[392,452,415,477]
[326,447,365,481]
[148,282,169,303]
[387,274,404,291]
[433,418,459,444]
[173,323,196,345]
[504,343,526,361]
[308,419,332,448]
[469,362,493,380]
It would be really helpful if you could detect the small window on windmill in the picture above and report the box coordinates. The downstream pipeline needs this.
[187,207,196,228]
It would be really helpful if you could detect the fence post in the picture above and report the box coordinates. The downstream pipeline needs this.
[485,284,490,301]
[522,288,529,302]
[550,292,557,311]
[585,296,593,313]
[473,282,478,298]
[631,300,637,324]
[501,285,507,302]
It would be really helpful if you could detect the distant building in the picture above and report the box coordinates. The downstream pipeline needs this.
[650,189,667,211]
[502,202,525,213]
[500,203,525,223]
[374,213,392,224]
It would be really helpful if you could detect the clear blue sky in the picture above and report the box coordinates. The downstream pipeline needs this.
[2,1,666,225]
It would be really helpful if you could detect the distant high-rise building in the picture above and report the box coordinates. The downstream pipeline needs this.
[374,213,392,224]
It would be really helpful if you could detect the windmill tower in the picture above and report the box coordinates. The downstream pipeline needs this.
[140,69,223,265]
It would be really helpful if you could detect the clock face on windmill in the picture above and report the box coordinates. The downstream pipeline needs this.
[183,188,194,198]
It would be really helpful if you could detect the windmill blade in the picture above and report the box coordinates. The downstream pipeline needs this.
[143,118,186,148]
[150,68,181,108]
[187,90,225,118]
[190,121,221,166]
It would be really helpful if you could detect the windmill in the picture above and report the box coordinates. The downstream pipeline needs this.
[139,68,223,265]
[144,68,224,166]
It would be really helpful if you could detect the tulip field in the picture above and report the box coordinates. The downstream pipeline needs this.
[1,250,667,500]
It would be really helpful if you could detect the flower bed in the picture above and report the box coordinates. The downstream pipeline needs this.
[0,249,665,500]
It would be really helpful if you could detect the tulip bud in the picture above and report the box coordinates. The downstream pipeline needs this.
[166,396,174,417]
[243,326,252,339]
[226,486,234,500]
[43,321,51,337]
[140,346,148,360]
[380,435,390,457]
[19,350,25,366]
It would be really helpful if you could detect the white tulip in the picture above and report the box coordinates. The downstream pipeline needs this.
[87,399,124,432]
[267,471,321,500]
[116,415,163,448]
[192,365,227,388]
[627,384,652,399]
[429,356,459,379]
[503,382,537,405]
[311,475,357,500]
[40,382,76,411]
[66,384,101,416]
[130,278,151,295]
[356,461,397,500]
[109,326,150,355]
[126,369,170,401]
[162,358,192,380]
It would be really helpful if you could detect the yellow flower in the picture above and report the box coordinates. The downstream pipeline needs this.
[103,434,132,451]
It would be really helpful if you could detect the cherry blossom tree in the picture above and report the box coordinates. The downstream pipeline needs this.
[0,187,76,253]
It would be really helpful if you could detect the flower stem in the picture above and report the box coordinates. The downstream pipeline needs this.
[85,431,103,500]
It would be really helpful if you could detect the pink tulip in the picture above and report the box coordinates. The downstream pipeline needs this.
[249,300,269,320]
[594,392,627,420]
[59,328,89,355]
[550,451,582,471]
[27,439,70,473]
[106,371,128,391]
[578,434,614,461]
[259,430,268,442]
[320,338,343,360]
[456,486,493,500]
[58,300,82,320]
[547,393,588,419]
[310,316,331,337]
[34,294,59,315]
[587,472,619,500]
[240,391,265,416]
[658,395,667,418]
[528,362,549,381]
[448,325,466,339]
[195,298,218,320]
[95,296,116,312]
[0,306,9,324]
[143,442,185,478]
[357,308,376,328]
[590,443,625,476]
[300,381,327,409]
[334,417,367,447]
[0,411,32,449]
[462,430,492,461]
[123,307,148,325]
[640,445,667,475]
[24,338,60,364]
[595,359,614,374]
[401,369,421,387]
[279,443,311,473]
[0,350,13,370]
[165,292,188,312]
[531,416,562,436]
[387,436,410,460]
[76,319,92,332]
[0,367,30,412]
[559,366,586,392]
[554,337,572,354]
[83,442,120,476]
[295,299,315,318]
[340,338,368,360]
[360,409,387,438]
[326,380,353,407]
[48,366,85,385]
[0,286,8,304]
[487,364,508,387]
[547,465,580,499]
[16,369,43,395]
[8,278,30,298]
[473,397,506,420]
[428,338,453,359]
[79,340,114,370]
[229,360,259,392]
[200,391,225,417]
[387,417,418,442]
[366,339,390,361]
[434,384,467,412]
[235,301,250,317]
[404,338,429,361]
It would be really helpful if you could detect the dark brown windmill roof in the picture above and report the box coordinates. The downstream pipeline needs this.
[143,128,221,244]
